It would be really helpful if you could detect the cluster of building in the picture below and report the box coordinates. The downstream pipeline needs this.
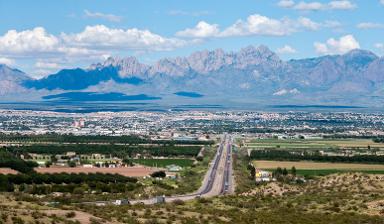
[1,110,384,138]
[24,152,123,168]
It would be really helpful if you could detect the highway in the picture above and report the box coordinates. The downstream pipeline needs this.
[83,134,234,206]
[131,134,234,204]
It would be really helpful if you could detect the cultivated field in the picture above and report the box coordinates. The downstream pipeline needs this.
[35,166,159,177]
[247,139,384,149]
[0,168,18,175]
[253,160,384,170]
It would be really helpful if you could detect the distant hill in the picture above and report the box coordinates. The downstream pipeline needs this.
[0,64,31,95]
[1,45,384,106]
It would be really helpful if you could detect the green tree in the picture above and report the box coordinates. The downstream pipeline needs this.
[68,161,76,167]
[151,171,166,178]
[45,161,52,168]
[291,166,297,176]
[282,168,288,176]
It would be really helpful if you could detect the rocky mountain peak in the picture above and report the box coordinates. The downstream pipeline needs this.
[92,56,149,77]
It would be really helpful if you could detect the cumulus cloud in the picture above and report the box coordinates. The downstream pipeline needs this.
[177,14,321,38]
[35,61,61,69]
[357,22,384,29]
[314,34,360,55]
[176,21,220,38]
[84,10,122,22]
[375,43,384,51]
[277,0,295,7]
[62,25,187,51]
[0,57,15,66]
[294,1,324,10]
[328,0,356,9]
[297,17,320,30]
[278,0,356,11]
[0,27,60,56]
[276,45,297,54]
[273,88,300,96]
[0,25,188,60]
[220,14,298,36]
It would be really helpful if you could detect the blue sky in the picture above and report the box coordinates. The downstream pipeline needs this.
[0,0,384,78]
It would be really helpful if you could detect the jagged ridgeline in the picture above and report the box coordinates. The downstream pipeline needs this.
[1,45,384,105]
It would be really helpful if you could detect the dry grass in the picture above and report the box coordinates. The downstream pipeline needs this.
[253,160,384,170]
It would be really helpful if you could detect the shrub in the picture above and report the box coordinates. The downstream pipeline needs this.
[65,211,76,218]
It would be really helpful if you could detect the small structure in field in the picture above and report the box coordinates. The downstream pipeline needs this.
[166,164,183,172]
[255,169,272,183]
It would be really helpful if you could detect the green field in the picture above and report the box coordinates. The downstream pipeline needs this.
[246,138,384,151]
[263,169,384,176]
[132,159,194,167]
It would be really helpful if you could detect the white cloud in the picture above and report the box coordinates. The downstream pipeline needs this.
[220,14,296,36]
[314,34,360,55]
[381,0,384,5]
[324,20,342,29]
[279,0,356,11]
[0,57,15,66]
[176,21,220,38]
[375,43,384,51]
[328,0,356,9]
[0,27,60,56]
[277,0,295,8]
[273,88,300,96]
[298,17,320,30]
[276,45,297,54]
[176,14,324,38]
[357,22,384,29]
[0,25,188,61]
[35,61,61,69]
[84,10,122,22]
[294,1,325,10]
[62,25,187,51]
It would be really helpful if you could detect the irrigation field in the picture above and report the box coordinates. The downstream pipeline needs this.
[253,160,384,175]
[246,139,384,150]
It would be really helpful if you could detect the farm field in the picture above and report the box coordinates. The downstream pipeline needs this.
[253,160,384,170]
[0,168,18,175]
[132,158,194,167]
[246,138,384,150]
[35,166,158,177]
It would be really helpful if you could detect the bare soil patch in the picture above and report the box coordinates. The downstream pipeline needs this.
[35,166,159,177]
[0,167,18,175]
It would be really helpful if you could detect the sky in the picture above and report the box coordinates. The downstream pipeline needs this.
[0,0,384,78]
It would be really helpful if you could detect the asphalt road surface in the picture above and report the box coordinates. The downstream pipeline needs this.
[83,134,234,205]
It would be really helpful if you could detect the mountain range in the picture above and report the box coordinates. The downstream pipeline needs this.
[1,45,384,107]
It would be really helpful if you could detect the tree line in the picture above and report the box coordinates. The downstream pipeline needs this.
[0,150,38,173]
[0,133,214,145]
[250,150,384,164]
[0,172,138,193]
[9,144,202,158]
